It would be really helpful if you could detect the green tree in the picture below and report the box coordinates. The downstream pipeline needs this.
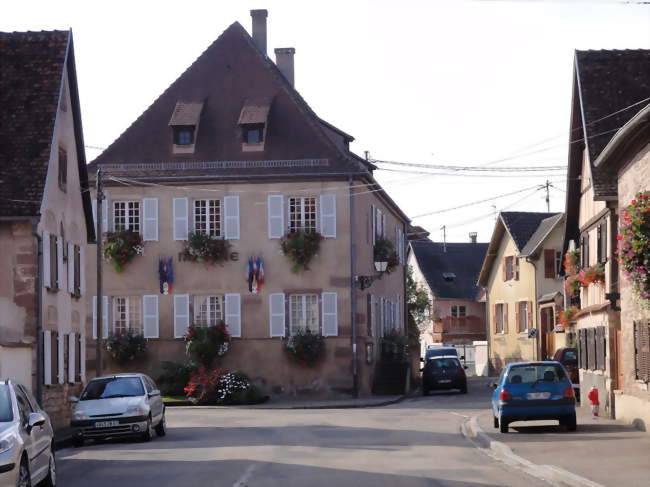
[406,266,431,345]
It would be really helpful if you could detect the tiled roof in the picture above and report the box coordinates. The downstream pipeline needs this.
[575,49,650,199]
[519,213,564,257]
[500,212,560,253]
[411,241,488,300]
[90,22,367,179]
[0,31,69,217]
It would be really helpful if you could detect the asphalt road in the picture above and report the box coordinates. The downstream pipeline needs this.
[57,379,552,487]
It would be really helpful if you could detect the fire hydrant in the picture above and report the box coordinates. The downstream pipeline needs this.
[588,386,600,418]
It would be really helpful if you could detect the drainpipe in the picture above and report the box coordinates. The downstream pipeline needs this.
[349,175,358,396]
[31,220,43,404]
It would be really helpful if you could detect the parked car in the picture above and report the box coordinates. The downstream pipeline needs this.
[70,373,166,444]
[552,347,579,395]
[425,347,460,360]
[422,356,468,395]
[0,379,56,487]
[491,361,577,433]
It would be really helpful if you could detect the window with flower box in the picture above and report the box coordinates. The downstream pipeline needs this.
[113,296,142,334]
[193,295,223,327]
[288,197,317,233]
[113,201,141,233]
[289,294,319,335]
[193,199,222,237]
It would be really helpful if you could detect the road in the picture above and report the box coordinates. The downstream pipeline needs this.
[57,379,551,487]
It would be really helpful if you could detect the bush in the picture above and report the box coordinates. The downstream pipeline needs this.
[285,330,325,367]
[155,361,198,396]
[184,322,230,367]
[381,330,408,363]
[105,330,146,364]
[182,232,230,264]
[184,367,227,405]
[280,230,324,273]
[104,230,144,272]
[215,371,267,405]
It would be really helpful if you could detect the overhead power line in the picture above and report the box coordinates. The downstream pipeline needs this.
[371,160,566,172]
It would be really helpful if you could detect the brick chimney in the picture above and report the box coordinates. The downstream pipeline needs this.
[469,232,477,244]
[275,47,296,86]
[250,9,268,56]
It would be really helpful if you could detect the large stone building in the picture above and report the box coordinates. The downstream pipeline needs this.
[85,11,409,397]
[0,31,94,428]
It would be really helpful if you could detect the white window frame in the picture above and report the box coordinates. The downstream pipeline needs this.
[518,301,529,333]
[288,197,317,233]
[451,305,466,318]
[495,303,505,334]
[289,294,319,335]
[193,199,222,237]
[193,295,224,327]
[112,296,142,334]
[113,201,141,233]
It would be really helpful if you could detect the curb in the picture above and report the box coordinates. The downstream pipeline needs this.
[166,395,407,410]
[461,415,605,487]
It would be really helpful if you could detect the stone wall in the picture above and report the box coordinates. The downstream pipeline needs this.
[43,382,84,430]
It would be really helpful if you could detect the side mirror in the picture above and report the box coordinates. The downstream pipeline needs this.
[27,412,46,433]
[460,355,465,360]
[464,365,468,370]
[419,358,424,363]
[490,382,498,389]
[68,396,79,403]
[148,391,160,398]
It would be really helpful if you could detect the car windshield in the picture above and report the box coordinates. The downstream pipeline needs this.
[426,348,457,359]
[563,350,578,363]
[81,377,145,400]
[430,358,461,370]
[506,364,567,384]
[0,385,13,422]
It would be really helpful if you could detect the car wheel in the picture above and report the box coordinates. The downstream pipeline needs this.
[155,412,167,437]
[459,386,468,394]
[562,413,577,432]
[17,456,31,487]
[141,417,154,442]
[499,417,509,433]
[493,416,499,429]
[72,436,84,448]
[41,448,56,487]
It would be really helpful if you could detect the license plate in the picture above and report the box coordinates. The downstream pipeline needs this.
[94,421,119,428]
[526,392,551,399]
[438,379,452,384]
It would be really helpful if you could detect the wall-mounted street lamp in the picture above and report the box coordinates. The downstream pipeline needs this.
[355,259,388,290]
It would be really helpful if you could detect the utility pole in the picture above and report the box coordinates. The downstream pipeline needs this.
[95,169,104,377]
[544,180,551,212]
[441,225,447,253]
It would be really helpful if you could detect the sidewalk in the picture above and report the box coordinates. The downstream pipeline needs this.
[473,405,650,487]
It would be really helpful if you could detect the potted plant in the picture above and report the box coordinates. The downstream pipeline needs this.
[182,232,230,264]
[184,321,231,367]
[105,329,147,364]
[374,237,399,273]
[559,306,578,329]
[280,229,324,273]
[103,230,144,272]
[284,329,325,366]
[578,264,605,287]
[618,191,650,300]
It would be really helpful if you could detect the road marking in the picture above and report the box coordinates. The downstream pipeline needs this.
[449,412,469,418]
[232,463,257,487]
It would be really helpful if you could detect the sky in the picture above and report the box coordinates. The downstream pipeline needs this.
[3,0,650,242]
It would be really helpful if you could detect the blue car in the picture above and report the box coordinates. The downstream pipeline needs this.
[491,361,577,433]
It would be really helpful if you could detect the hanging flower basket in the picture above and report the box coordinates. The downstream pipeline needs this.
[280,229,324,273]
[618,191,650,300]
[559,306,578,328]
[374,237,399,274]
[578,264,605,288]
[105,330,147,364]
[284,330,325,367]
[563,249,581,299]
[104,230,144,272]
[184,322,231,368]
[182,232,230,264]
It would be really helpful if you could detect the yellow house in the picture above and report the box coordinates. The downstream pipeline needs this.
[478,212,565,371]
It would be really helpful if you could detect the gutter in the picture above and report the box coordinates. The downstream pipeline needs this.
[594,103,650,169]
[31,220,43,405]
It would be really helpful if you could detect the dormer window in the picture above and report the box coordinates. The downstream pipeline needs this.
[169,101,203,154]
[442,272,456,282]
[239,96,272,152]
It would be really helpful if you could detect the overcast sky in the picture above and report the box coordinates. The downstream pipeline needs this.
[3,0,650,242]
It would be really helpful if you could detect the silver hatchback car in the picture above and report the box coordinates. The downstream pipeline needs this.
[70,374,166,444]
[0,380,56,487]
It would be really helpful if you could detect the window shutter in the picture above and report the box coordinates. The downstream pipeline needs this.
[68,333,76,383]
[67,242,75,293]
[43,330,52,385]
[225,293,242,337]
[600,222,608,264]
[381,212,386,238]
[515,258,520,281]
[143,295,159,338]
[587,328,596,370]
[102,296,109,339]
[322,292,338,336]
[502,258,507,281]
[544,249,555,278]
[503,303,509,334]
[319,194,336,238]
[79,335,86,382]
[43,231,51,288]
[79,247,85,295]
[267,195,284,238]
[92,296,98,340]
[493,304,498,333]
[528,301,533,331]
[367,294,373,337]
[174,294,190,338]
[57,333,65,384]
[371,205,376,245]
[173,197,189,241]
[92,199,97,230]
[224,195,240,240]
[515,302,520,333]
[142,198,159,241]
[102,201,109,233]
[269,293,286,337]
